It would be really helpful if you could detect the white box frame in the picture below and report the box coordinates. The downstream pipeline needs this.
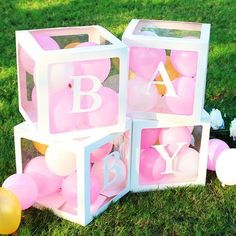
[16,26,128,139]
[130,110,210,192]
[122,19,211,123]
[14,119,132,226]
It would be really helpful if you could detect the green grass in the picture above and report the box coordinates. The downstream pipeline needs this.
[0,0,236,235]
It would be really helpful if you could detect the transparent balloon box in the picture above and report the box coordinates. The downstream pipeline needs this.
[14,120,132,226]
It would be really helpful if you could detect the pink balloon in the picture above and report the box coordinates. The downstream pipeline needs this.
[74,42,111,83]
[170,48,198,77]
[24,156,63,198]
[164,76,196,115]
[90,142,113,163]
[87,87,119,127]
[159,127,191,155]
[129,46,166,81]
[49,87,89,133]
[208,139,230,171]
[90,157,126,194]
[2,174,38,210]
[141,128,160,149]
[139,148,165,181]
[31,32,60,50]
[127,77,159,112]
[62,171,101,206]
[19,48,35,75]
[176,148,199,179]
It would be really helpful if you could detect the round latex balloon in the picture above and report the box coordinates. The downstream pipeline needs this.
[208,139,230,171]
[91,157,126,194]
[49,87,88,133]
[127,77,159,112]
[216,149,236,186]
[139,148,165,181]
[24,156,63,198]
[170,46,198,77]
[48,63,74,93]
[176,148,199,179]
[141,128,160,149]
[87,87,119,127]
[164,76,196,115]
[2,174,38,210]
[74,42,111,83]
[45,143,77,176]
[32,141,48,155]
[159,127,191,155]
[64,42,80,49]
[0,187,21,235]
[31,32,60,50]
[90,142,113,163]
[155,56,180,95]
[62,171,101,206]
[129,46,166,81]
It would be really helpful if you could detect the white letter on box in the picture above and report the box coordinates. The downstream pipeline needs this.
[103,151,122,189]
[70,75,102,113]
[148,62,178,97]
[153,142,187,174]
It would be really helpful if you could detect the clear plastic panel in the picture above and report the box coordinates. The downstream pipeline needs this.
[128,46,198,115]
[48,57,120,133]
[18,45,38,122]
[134,20,201,38]
[30,27,112,51]
[90,131,130,215]
[139,125,202,185]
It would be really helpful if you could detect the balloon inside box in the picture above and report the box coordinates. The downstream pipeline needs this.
[130,111,210,192]
[14,121,131,226]
[122,19,210,123]
[16,26,128,136]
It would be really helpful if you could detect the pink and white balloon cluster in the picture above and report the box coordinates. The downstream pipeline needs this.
[139,126,200,183]
[208,139,236,186]
[20,33,119,133]
[127,44,197,115]
[2,141,127,211]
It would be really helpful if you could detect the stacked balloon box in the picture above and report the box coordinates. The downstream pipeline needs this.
[14,120,131,226]
[15,26,128,138]
[122,19,211,123]
[130,110,210,192]
[122,19,211,192]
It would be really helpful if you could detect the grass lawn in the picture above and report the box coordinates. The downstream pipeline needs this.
[0,0,236,235]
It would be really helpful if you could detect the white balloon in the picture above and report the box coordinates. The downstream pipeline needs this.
[45,143,76,176]
[216,148,236,186]
[48,63,74,92]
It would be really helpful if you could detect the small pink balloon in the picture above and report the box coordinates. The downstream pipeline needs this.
[24,156,63,198]
[139,148,165,181]
[127,77,159,112]
[74,42,111,83]
[129,46,166,81]
[2,173,38,210]
[141,128,160,149]
[90,142,113,163]
[87,87,119,127]
[49,87,89,133]
[164,76,196,115]
[208,139,230,171]
[31,32,60,50]
[152,153,167,181]
[62,171,101,206]
[170,47,198,77]
[176,148,199,179]
[159,127,191,155]
[90,157,126,194]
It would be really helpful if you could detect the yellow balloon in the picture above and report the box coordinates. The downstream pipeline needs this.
[155,56,180,95]
[64,41,80,49]
[32,141,48,155]
[0,188,21,235]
